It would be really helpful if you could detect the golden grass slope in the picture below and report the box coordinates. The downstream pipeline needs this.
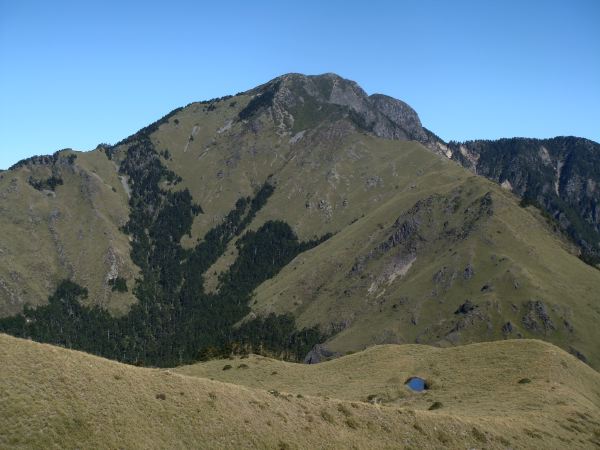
[1,334,599,449]
[0,150,137,317]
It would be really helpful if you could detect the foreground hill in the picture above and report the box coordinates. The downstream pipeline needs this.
[1,334,599,449]
[1,73,600,370]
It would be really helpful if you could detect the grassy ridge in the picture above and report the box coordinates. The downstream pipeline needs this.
[1,334,599,449]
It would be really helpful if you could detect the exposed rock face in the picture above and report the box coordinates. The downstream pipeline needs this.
[304,344,341,364]
[350,190,494,289]
[501,321,514,335]
[368,94,429,142]
[463,264,475,280]
[454,300,477,315]
[522,300,555,333]
[240,73,442,151]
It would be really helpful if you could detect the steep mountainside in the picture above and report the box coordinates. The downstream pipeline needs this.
[1,73,599,369]
[0,150,137,316]
[447,137,600,264]
[2,334,599,449]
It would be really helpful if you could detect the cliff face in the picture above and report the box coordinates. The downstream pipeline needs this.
[241,73,439,146]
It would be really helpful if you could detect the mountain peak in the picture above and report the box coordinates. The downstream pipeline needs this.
[242,72,438,146]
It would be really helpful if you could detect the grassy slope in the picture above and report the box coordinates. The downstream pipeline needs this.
[151,95,441,243]
[2,84,600,373]
[250,166,600,367]
[1,334,598,449]
[125,95,600,368]
[0,150,137,316]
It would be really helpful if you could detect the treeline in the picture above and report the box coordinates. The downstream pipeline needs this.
[0,133,325,366]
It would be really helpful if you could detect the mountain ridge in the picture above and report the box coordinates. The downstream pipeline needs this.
[1,72,599,370]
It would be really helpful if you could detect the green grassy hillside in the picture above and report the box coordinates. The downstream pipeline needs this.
[0,150,137,317]
[127,78,600,368]
[249,163,600,368]
[1,73,600,370]
[2,333,599,449]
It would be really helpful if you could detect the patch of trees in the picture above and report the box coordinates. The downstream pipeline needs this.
[12,151,76,191]
[197,94,233,105]
[109,277,128,292]
[0,280,119,354]
[0,132,326,366]
[9,149,76,171]
[28,175,63,191]
[238,82,280,120]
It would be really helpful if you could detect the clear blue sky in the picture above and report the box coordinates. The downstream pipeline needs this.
[1,0,599,169]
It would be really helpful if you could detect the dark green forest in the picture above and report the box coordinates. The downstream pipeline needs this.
[0,131,327,367]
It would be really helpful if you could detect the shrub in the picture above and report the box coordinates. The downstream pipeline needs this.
[337,404,352,417]
[428,401,443,410]
[345,418,359,429]
[109,277,128,293]
[471,427,487,442]
[28,175,63,191]
[320,410,334,424]
[222,364,232,371]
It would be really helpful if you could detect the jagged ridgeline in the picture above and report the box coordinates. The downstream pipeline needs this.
[0,130,327,367]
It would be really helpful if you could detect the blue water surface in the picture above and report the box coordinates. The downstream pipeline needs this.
[405,377,426,392]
